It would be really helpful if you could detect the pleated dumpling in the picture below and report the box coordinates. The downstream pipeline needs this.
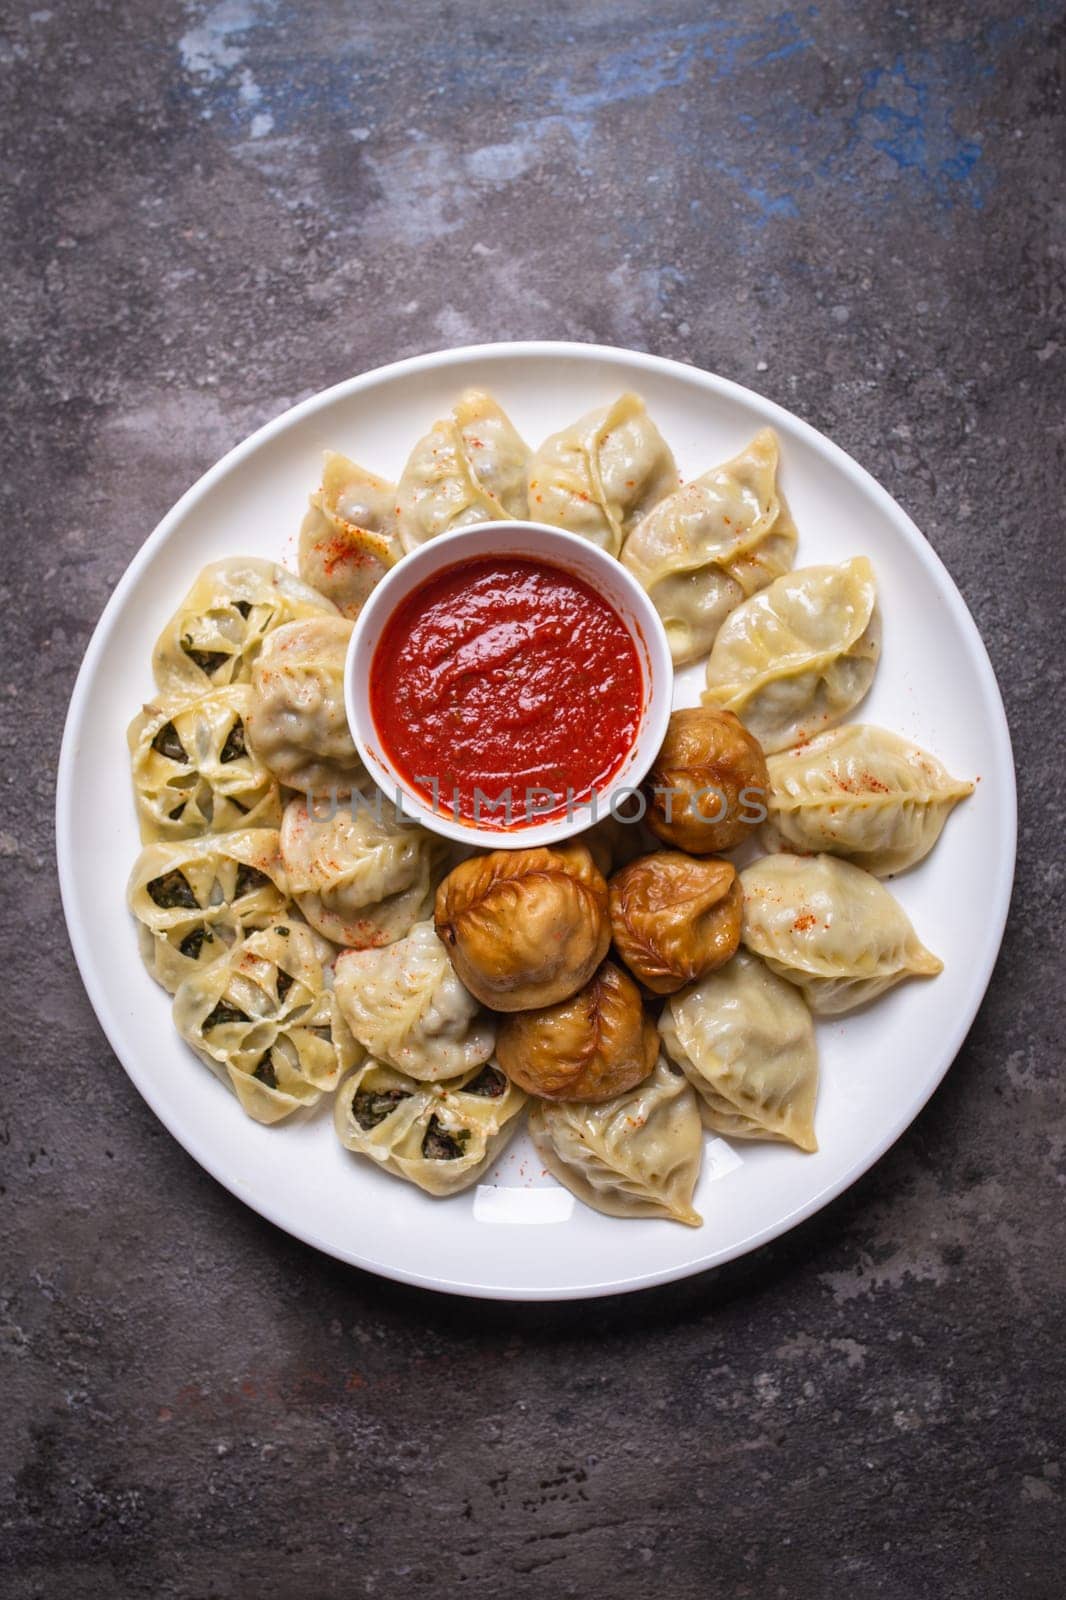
[280,795,444,948]
[298,451,401,618]
[703,558,880,753]
[396,390,530,551]
[334,1058,527,1195]
[334,920,495,1080]
[128,684,282,842]
[527,392,679,556]
[764,724,974,876]
[740,853,942,1014]
[620,428,797,664]
[247,615,363,794]
[659,950,818,1150]
[128,828,290,993]
[528,1056,704,1226]
[172,921,360,1124]
[152,557,335,696]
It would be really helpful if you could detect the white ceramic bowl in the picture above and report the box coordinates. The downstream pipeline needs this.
[345,520,674,849]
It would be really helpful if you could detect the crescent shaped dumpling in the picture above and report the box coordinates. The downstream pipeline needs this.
[396,389,531,551]
[703,557,880,753]
[740,852,942,1014]
[334,1058,527,1195]
[334,921,495,1082]
[764,724,974,876]
[172,920,360,1124]
[620,428,797,664]
[298,451,401,618]
[659,949,819,1150]
[247,615,364,794]
[280,794,445,949]
[434,844,610,1012]
[128,828,290,993]
[128,684,282,843]
[528,1056,704,1226]
[526,392,679,556]
[152,556,336,696]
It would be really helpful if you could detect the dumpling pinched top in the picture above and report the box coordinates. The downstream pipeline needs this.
[434,844,610,1012]
[496,960,659,1102]
[621,428,797,664]
[740,852,942,1014]
[703,557,880,753]
[334,920,495,1082]
[396,390,531,551]
[527,392,679,557]
[298,451,401,618]
[280,793,444,949]
[247,615,363,794]
[152,556,335,696]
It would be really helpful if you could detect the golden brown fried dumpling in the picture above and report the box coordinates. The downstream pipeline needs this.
[608,852,741,996]
[298,451,401,618]
[495,960,658,1102]
[642,707,769,854]
[434,844,610,1012]
[529,1055,703,1225]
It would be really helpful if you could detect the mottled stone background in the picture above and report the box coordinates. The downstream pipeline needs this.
[3,1,1063,1595]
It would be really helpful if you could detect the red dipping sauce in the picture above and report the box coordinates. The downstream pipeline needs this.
[369,556,645,828]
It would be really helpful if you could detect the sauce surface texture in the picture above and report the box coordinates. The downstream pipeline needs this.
[370,556,644,827]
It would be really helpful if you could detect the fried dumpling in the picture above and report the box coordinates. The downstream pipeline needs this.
[172,920,360,1124]
[527,392,679,556]
[396,390,530,551]
[280,793,444,948]
[764,724,974,876]
[247,615,363,794]
[642,706,769,855]
[620,428,797,664]
[495,960,658,1102]
[128,684,282,843]
[298,451,401,618]
[128,828,289,993]
[703,558,880,753]
[528,1055,703,1226]
[334,920,495,1081]
[434,844,610,1012]
[608,852,741,996]
[740,852,942,1014]
[334,1058,527,1195]
[659,950,818,1150]
[152,557,335,696]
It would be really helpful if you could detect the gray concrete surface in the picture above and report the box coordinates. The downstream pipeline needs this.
[3,1,1063,1595]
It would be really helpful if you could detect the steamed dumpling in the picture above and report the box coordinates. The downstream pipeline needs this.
[128,684,282,842]
[703,558,880,753]
[528,1056,703,1226]
[334,1058,527,1195]
[527,392,679,556]
[128,828,290,992]
[153,557,335,696]
[764,724,974,875]
[396,390,530,551]
[298,451,401,618]
[334,920,495,1081]
[620,428,797,664]
[740,853,942,1014]
[247,615,363,794]
[280,794,444,948]
[172,920,360,1124]
[659,950,818,1150]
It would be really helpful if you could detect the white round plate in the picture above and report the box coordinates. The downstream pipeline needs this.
[57,342,1016,1301]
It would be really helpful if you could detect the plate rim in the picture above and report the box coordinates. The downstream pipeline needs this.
[56,339,1018,1300]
